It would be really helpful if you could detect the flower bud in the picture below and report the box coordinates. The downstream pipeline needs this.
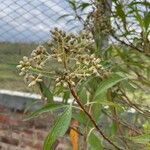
[21,67,26,72]
[56,82,61,87]
[70,81,75,86]
[16,65,22,69]
[57,57,62,62]
[95,58,101,63]
[55,77,60,82]
[28,81,36,87]
[19,61,24,65]
[23,56,28,62]
[63,82,68,88]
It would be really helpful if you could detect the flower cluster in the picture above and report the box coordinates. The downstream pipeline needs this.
[17,28,105,88]
[17,56,31,76]
[53,53,104,88]
[49,28,93,57]
[86,1,111,35]
[30,45,47,69]
[17,45,48,87]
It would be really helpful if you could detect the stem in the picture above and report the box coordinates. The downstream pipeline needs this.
[68,83,123,150]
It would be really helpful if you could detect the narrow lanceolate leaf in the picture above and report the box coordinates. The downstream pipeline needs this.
[43,106,72,150]
[25,103,67,121]
[144,12,150,30]
[130,134,150,144]
[94,74,127,100]
[38,82,53,103]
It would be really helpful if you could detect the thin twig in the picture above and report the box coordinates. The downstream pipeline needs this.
[120,88,150,116]
[101,109,142,135]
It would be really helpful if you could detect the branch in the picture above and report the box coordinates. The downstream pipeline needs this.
[68,83,123,150]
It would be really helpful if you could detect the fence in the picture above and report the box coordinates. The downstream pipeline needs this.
[0,0,82,43]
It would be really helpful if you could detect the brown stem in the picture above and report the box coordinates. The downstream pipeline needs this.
[68,83,123,150]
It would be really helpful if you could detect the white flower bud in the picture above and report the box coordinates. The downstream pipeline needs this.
[65,75,70,80]
[56,82,61,87]
[90,54,95,59]
[70,81,75,86]
[86,73,91,77]
[21,67,26,72]
[83,60,89,65]
[89,66,94,71]
[63,82,68,88]
[28,81,36,87]
[92,68,97,74]
[95,58,101,63]
[19,72,25,76]
[76,61,80,65]
[55,77,60,82]
[23,56,28,62]
[57,57,62,62]
[16,65,22,69]
[26,62,30,66]
[31,52,36,57]
[19,61,24,65]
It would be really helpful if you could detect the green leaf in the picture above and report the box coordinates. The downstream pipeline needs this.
[63,90,70,103]
[38,82,53,103]
[94,74,127,100]
[92,103,102,123]
[134,7,144,29]
[68,0,77,11]
[121,80,136,92]
[116,3,126,29]
[43,106,72,150]
[79,2,90,11]
[110,122,117,136]
[129,2,150,8]
[78,87,87,104]
[88,131,103,150]
[72,111,90,126]
[25,103,67,121]
[144,12,150,31]
[130,134,150,144]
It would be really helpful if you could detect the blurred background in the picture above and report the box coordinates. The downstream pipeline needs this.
[0,0,82,92]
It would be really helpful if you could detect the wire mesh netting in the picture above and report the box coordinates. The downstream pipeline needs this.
[0,0,82,43]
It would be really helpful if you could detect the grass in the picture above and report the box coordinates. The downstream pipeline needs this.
[0,42,40,92]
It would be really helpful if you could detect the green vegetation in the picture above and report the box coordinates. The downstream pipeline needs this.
[0,42,38,91]
[2,0,150,149]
